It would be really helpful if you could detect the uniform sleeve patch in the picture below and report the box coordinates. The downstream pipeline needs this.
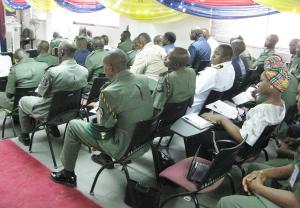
[41,78,49,86]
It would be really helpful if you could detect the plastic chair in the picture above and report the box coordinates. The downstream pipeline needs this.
[154,97,193,147]
[81,77,109,121]
[2,87,36,138]
[215,125,276,176]
[90,115,159,195]
[0,76,8,91]
[29,89,83,168]
[159,141,243,208]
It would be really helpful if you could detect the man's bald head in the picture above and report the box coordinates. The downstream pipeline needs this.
[264,34,279,49]
[14,48,29,62]
[76,37,88,49]
[201,28,210,40]
[138,33,151,47]
[92,36,105,50]
[103,49,127,73]
[37,40,50,54]
[289,39,300,55]
[58,41,77,60]
[230,39,246,55]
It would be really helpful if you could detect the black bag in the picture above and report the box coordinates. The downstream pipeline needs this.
[124,179,160,208]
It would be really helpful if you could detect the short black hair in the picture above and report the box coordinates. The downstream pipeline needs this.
[168,47,190,70]
[218,44,233,60]
[164,32,176,44]
[122,31,131,39]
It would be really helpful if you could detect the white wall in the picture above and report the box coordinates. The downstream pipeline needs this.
[16,7,300,63]
[20,7,210,49]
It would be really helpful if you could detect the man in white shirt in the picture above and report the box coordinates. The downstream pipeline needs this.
[130,33,167,81]
[186,44,235,114]
[202,28,219,59]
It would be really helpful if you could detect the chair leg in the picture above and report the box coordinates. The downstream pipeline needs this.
[157,137,163,146]
[2,115,7,138]
[237,165,246,177]
[85,109,90,122]
[90,162,115,194]
[226,172,236,194]
[11,116,16,137]
[263,149,269,161]
[46,129,57,169]
[29,125,40,152]
[165,134,174,148]
[62,122,69,142]
[191,194,200,208]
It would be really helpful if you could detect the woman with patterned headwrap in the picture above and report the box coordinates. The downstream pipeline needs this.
[216,56,300,208]
[185,54,288,157]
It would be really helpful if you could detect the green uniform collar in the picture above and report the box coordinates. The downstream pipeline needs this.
[19,57,35,64]
[37,53,49,58]
[111,70,131,83]
[60,59,77,65]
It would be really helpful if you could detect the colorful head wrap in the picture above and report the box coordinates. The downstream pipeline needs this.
[264,55,289,92]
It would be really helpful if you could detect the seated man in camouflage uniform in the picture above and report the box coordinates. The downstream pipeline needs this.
[50,50,153,187]
[18,42,88,145]
[0,49,47,111]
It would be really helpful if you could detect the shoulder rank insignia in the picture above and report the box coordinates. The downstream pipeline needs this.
[213,65,223,70]
[45,65,56,72]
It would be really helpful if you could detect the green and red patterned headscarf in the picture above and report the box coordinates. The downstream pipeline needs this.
[264,55,289,92]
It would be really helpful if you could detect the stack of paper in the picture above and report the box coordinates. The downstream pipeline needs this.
[182,113,213,130]
[232,86,256,106]
[206,100,238,119]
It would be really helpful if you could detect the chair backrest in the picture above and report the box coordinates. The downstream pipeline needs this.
[197,141,245,189]
[123,116,159,159]
[86,77,109,105]
[13,87,37,109]
[158,97,192,129]
[283,104,298,125]
[0,76,8,91]
[236,125,277,161]
[47,89,82,124]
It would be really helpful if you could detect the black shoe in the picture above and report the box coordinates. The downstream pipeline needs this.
[50,170,77,187]
[91,153,114,169]
[47,126,61,137]
[18,133,30,146]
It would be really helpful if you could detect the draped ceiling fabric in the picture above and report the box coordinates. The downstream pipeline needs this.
[2,0,15,12]
[253,0,300,14]
[55,0,104,13]
[157,0,279,19]
[99,0,187,23]
[3,0,30,10]
[25,0,57,11]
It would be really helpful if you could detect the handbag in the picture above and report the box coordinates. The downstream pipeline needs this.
[124,179,160,208]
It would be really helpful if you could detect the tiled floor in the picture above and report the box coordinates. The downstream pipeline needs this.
[0,111,278,208]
